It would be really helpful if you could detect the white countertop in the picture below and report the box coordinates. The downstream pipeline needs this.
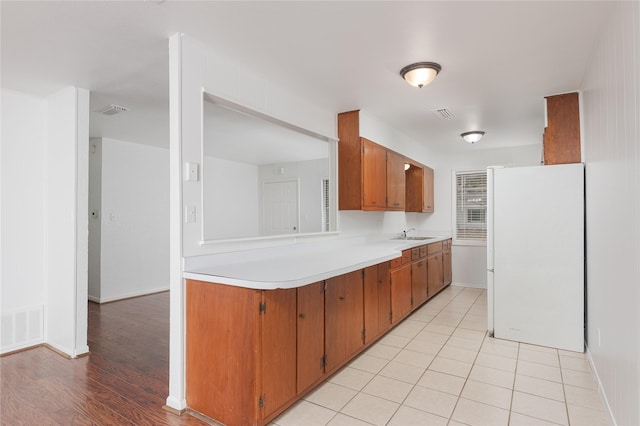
[183,234,450,290]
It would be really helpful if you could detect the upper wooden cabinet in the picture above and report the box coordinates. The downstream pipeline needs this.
[543,92,581,165]
[405,163,434,213]
[361,138,387,210]
[386,150,406,210]
[338,110,432,212]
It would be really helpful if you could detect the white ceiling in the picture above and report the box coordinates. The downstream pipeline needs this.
[1,1,614,154]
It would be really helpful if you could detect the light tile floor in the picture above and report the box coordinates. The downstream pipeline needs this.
[272,286,610,426]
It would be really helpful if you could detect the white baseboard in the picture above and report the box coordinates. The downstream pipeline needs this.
[585,344,617,426]
[451,281,487,289]
[90,286,169,304]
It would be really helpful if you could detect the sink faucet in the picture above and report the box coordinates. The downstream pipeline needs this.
[400,228,416,239]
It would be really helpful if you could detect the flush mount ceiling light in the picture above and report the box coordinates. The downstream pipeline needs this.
[400,62,442,88]
[461,131,485,144]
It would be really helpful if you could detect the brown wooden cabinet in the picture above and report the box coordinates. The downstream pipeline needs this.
[364,262,391,344]
[297,281,325,393]
[186,281,296,426]
[443,239,452,286]
[543,92,581,165]
[411,254,428,307]
[361,138,387,210]
[405,164,434,213]
[427,242,444,297]
[390,250,412,324]
[261,289,297,418]
[324,270,364,372]
[338,110,434,212]
[386,150,406,210]
[185,240,452,425]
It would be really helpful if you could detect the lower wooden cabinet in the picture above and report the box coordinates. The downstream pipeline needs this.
[428,243,444,297]
[390,251,412,324]
[261,289,297,418]
[411,258,428,307]
[185,240,453,425]
[185,281,296,426]
[364,262,391,344]
[297,281,325,393]
[324,270,364,372]
[443,239,452,285]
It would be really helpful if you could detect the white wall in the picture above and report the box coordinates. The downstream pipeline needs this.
[204,156,259,240]
[168,33,339,410]
[98,137,169,302]
[1,86,89,357]
[0,89,47,353]
[581,2,640,425]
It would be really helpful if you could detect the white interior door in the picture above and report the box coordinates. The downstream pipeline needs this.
[262,180,299,236]
[493,164,584,352]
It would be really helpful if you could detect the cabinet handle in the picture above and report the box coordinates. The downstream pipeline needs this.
[339,296,345,300]
[299,313,306,319]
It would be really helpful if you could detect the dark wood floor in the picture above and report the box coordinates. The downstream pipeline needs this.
[0,292,208,425]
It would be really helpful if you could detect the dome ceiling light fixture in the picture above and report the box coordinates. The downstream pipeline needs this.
[461,131,485,144]
[400,62,442,88]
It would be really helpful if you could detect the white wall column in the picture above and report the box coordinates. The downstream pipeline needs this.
[45,86,89,357]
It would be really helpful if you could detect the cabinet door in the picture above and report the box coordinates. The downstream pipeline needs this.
[363,265,380,345]
[411,259,428,308]
[186,281,261,426]
[443,241,452,286]
[390,264,412,324]
[423,166,434,212]
[297,282,325,393]
[325,270,364,372]
[363,263,391,344]
[377,262,392,335]
[427,254,444,297]
[386,150,406,210]
[261,289,297,419]
[361,138,387,210]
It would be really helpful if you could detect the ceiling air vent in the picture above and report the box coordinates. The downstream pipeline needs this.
[432,108,455,120]
[99,104,128,116]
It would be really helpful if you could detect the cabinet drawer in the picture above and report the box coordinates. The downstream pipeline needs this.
[411,247,420,261]
[390,257,402,269]
[391,250,411,269]
[427,242,443,255]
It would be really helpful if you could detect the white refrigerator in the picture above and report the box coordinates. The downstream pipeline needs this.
[487,163,584,352]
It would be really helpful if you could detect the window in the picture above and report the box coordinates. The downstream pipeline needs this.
[454,170,487,244]
[321,178,330,232]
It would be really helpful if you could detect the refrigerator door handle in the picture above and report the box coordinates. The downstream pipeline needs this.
[488,269,494,272]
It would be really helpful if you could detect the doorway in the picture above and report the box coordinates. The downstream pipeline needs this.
[262,179,299,236]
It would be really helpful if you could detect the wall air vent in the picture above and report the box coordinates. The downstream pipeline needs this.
[432,108,455,120]
[99,104,128,116]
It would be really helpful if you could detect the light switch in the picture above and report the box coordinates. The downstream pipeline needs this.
[184,162,199,182]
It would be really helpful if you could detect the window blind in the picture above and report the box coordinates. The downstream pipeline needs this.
[321,178,330,232]
[455,171,487,241]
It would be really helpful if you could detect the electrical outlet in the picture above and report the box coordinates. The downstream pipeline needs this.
[184,205,196,223]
